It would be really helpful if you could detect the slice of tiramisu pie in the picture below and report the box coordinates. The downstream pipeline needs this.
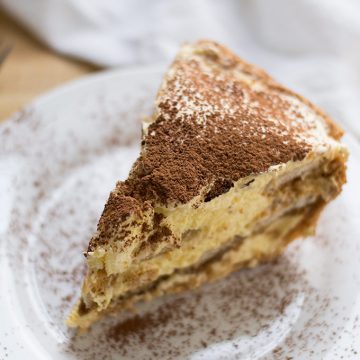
[67,40,348,329]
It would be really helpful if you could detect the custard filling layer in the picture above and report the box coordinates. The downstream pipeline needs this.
[72,202,315,330]
[83,151,344,310]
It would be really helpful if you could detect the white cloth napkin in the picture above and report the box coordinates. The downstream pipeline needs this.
[1,0,360,138]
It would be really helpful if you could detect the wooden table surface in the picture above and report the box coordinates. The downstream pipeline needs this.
[0,10,98,121]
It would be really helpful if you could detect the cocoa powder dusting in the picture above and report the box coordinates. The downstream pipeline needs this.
[122,40,328,205]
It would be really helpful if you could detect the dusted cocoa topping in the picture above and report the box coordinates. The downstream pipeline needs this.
[86,40,344,251]
[88,183,151,251]
[100,191,141,224]
[204,179,234,202]
[120,40,335,206]
[147,213,172,245]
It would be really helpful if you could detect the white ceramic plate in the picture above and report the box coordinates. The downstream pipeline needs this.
[1,67,360,360]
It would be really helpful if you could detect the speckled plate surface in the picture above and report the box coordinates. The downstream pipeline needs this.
[1,67,360,360]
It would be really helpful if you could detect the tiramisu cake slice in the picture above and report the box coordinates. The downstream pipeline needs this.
[67,40,348,329]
